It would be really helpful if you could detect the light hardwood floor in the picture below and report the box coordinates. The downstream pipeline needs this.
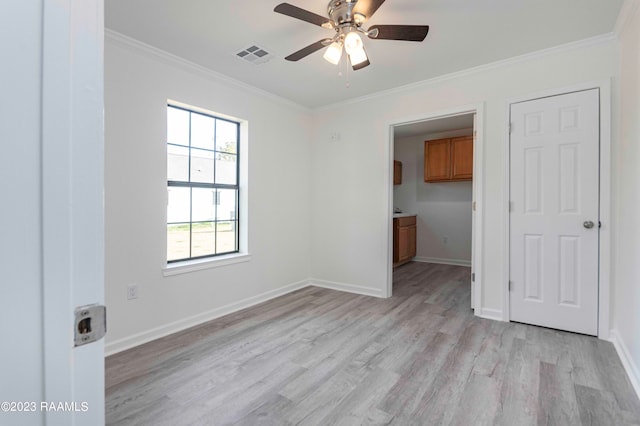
[106,263,640,425]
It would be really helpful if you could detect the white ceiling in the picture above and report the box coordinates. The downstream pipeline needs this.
[105,0,623,109]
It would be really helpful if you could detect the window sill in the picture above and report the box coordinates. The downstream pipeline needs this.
[162,253,251,277]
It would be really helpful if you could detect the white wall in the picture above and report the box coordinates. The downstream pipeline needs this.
[612,2,640,395]
[394,130,473,265]
[311,37,619,312]
[104,34,312,353]
[0,3,45,423]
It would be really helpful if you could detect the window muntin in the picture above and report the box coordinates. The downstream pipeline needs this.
[167,105,239,263]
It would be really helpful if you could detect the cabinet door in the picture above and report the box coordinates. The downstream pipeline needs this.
[451,136,473,180]
[424,139,451,182]
[393,160,402,185]
[398,226,409,262]
[393,219,399,263]
[407,225,417,259]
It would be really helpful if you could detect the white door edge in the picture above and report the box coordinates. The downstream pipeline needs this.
[42,1,105,424]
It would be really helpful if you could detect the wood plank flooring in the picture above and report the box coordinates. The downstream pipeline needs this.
[106,263,640,425]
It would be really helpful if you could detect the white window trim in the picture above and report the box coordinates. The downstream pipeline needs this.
[163,252,252,277]
[165,100,249,269]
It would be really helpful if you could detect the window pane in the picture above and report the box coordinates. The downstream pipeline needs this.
[216,189,237,221]
[215,153,237,185]
[216,221,237,254]
[192,188,215,222]
[191,113,215,150]
[191,222,215,258]
[167,104,241,262]
[167,223,190,261]
[216,120,237,154]
[191,149,214,183]
[167,107,189,147]
[167,145,189,181]
[167,187,190,223]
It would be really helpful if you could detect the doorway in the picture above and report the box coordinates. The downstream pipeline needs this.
[386,105,484,312]
[509,89,600,335]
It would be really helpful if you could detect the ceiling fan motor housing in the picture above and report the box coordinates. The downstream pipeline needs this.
[328,0,363,27]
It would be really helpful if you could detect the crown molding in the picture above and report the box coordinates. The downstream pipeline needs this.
[106,27,619,113]
[314,32,618,112]
[104,29,310,113]
[614,0,640,37]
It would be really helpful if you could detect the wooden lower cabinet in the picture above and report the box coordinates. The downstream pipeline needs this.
[394,216,417,267]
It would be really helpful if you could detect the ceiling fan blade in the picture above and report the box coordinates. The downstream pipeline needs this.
[274,3,332,27]
[353,0,387,21]
[285,39,332,61]
[368,25,429,42]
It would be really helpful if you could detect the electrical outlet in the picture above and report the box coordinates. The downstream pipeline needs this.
[442,236,449,245]
[127,283,139,300]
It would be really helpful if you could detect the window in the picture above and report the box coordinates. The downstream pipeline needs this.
[167,104,239,262]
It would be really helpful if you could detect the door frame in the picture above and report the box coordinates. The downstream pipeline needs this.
[503,80,612,339]
[385,102,485,312]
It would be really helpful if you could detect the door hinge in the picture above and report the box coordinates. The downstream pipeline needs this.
[74,304,107,347]
[508,122,513,134]
[509,201,514,212]
[509,281,513,291]
[599,221,602,229]
[472,201,476,212]
[472,273,475,282]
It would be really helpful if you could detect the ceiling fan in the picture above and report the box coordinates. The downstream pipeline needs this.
[274,0,429,70]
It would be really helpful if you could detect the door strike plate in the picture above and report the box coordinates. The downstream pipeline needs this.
[74,304,107,347]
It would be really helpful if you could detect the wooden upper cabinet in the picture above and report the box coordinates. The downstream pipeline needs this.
[424,136,473,182]
[424,139,451,182]
[393,160,402,185]
[451,136,473,180]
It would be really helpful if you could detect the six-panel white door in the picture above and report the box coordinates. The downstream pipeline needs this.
[509,89,599,335]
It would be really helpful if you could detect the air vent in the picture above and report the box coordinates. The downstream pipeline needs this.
[235,44,273,64]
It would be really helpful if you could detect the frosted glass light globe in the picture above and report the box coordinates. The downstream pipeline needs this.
[344,32,363,55]
[323,41,343,65]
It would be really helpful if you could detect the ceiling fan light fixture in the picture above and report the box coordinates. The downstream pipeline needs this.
[323,41,343,65]
[343,31,363,55]
[348,46,368,66]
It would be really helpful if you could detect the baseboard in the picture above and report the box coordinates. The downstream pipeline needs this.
[413,257,472,267]
[609,329,640,400]
[476,307,504,322]
[309,278,385,298]
[104,279,310,356]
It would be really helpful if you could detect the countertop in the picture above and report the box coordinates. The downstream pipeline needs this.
[393,213,417,219]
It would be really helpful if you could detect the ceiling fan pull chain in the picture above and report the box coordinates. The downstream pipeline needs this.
[335,52,350,88]
[346,58,351,88]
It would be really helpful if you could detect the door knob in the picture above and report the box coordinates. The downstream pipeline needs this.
[583,221,595,229]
